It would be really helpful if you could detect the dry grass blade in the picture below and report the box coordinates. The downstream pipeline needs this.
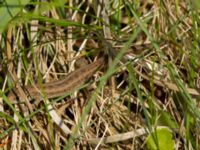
[88,128,146,145]
[46,99,71,134]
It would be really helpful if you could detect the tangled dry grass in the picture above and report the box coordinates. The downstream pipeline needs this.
[0,0,200,149]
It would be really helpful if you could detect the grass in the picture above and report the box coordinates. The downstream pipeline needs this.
[0,0,200,149]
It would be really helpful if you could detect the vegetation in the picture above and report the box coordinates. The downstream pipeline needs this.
[0,0,200,149]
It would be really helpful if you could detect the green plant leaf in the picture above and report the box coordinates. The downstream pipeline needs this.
[157,110,178,129]
[192,0,200,10]
[0,0,30,33]
[146,128,175,150]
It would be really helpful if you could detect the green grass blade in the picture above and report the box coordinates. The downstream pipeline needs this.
[0,0,30,33]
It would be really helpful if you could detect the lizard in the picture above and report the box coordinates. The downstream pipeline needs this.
[7,56,106,106]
